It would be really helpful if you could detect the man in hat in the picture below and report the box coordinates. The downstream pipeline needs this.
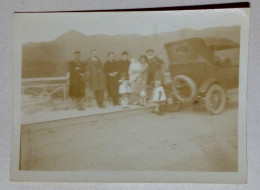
[86,49,106,108]
[146,49,164,85]
[68,50,87,110]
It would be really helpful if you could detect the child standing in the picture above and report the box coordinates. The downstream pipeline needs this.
[119,72,132,108]
[152,80,166,115]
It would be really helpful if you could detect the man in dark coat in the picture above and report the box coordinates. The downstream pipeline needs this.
[86,49,106,108]
[104,52,120,106]
[68,50,87,110]
[146,49,164,85]
[117,51,130,79]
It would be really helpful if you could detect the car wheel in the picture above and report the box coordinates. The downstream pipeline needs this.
[205,84,226,114]
[167,96,183,112]
[172,75,198,104]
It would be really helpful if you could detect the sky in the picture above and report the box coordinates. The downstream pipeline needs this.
[13,8,248,44]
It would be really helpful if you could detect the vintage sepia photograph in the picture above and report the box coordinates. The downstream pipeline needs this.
[11,8,249,183]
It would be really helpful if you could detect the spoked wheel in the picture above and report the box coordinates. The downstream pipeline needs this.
[172,75,198,104]
[205,84,227,114]
[166,96,183,112]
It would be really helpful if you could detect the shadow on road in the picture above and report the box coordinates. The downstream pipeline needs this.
[188,100,238,115]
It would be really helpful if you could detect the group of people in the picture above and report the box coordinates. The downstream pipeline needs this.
[68,48,167,115]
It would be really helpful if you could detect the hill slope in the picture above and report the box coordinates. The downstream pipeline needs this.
[22,26,240,78]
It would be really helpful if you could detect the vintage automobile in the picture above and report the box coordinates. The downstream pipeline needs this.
[165,37,239,114]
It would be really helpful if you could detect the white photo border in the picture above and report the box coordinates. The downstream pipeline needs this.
[10,8,250,183]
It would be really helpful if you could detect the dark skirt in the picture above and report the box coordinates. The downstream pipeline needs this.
[106,77,119,98]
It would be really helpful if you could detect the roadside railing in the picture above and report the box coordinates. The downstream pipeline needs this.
[21,73,70,114]
[21,73,173,114]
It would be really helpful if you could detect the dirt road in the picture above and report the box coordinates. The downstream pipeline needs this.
[20,99,238,172]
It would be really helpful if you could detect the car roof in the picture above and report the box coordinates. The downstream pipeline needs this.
[164,37,239,51]
[203,37,240,51]
[164,37,205,48]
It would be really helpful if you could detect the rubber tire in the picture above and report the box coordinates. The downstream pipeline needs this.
[172,75,198,104]
[205,84,227,114]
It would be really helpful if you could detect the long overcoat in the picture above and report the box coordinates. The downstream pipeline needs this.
[68,60,87,98]
[147,56,164,85]
[104,60,119,98]
[86,57,106,92]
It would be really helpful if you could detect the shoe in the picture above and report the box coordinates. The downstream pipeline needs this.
[99,104,106,109]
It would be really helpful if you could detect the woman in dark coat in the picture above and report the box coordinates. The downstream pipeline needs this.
[104,52,120,106]
[68,51,87,110]
[86,49,106,108]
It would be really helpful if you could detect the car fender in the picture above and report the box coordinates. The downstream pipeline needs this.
[199,78,224,94]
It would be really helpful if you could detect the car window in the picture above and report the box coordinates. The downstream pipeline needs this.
[214,48,240,66]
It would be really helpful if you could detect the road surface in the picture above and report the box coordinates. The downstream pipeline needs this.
[20,97,238,172]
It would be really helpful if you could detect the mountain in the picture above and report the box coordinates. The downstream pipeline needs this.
[22,26,240,78]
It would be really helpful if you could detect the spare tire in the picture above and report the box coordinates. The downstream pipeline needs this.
[172,75,198,104]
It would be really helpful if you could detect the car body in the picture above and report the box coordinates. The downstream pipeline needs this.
[164,37,240,114]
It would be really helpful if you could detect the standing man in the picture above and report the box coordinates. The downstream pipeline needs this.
[117,51,131,79]
[86,49,106,108]
[104,52,120,106]
[146,49,165,85]
[68,50,87,110]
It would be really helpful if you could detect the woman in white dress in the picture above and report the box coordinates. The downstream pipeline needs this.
[128,56,148,104]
